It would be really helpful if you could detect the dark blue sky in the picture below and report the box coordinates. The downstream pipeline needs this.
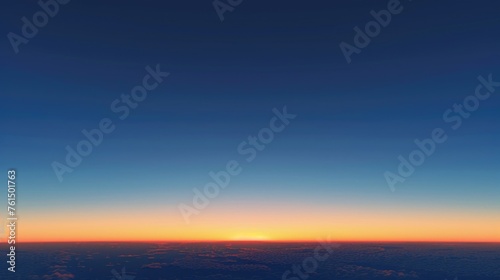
[1,0,499,241]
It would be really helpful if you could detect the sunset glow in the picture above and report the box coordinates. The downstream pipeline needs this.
[8,202,499,243]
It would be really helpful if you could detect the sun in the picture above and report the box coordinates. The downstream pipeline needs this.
[231,234,270,241]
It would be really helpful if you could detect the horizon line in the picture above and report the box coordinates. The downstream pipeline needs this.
[8,240,500,244]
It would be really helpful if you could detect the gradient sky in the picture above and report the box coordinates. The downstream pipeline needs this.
[1,0,500,242]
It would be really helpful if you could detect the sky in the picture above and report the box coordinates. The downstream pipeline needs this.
[1,0,500,242]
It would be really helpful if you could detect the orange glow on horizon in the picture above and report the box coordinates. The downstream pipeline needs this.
[4,201,499,243]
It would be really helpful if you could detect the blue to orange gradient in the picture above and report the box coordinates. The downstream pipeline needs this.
[1,0,500,243]
[7,196,500,242]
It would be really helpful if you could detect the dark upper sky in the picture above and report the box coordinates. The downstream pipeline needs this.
[1,0,499,241]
